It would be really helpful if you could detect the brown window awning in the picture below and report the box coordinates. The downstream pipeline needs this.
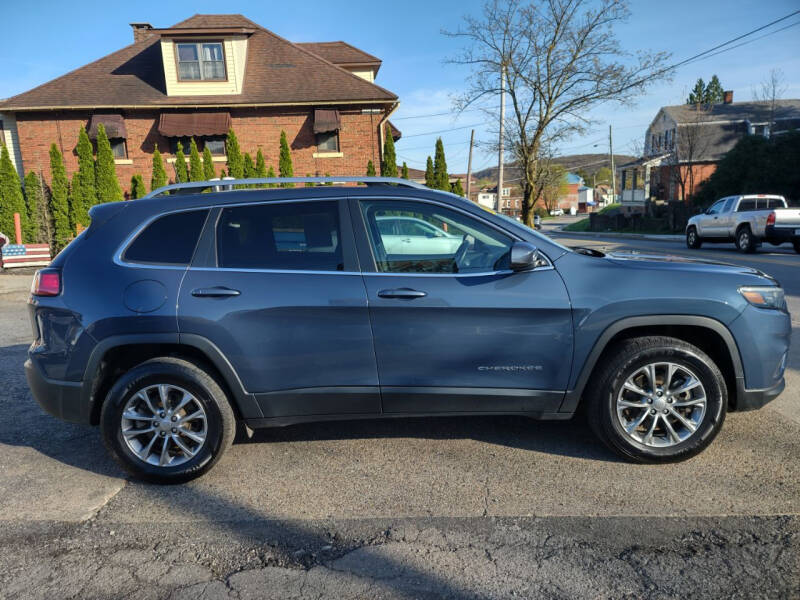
[158,112,231,137]
[313,109,341,134]
[88,114,127,139]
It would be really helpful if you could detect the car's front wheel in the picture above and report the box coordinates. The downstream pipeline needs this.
[587,336,726,462]
[101,357,236,483]
[686,227,702,249]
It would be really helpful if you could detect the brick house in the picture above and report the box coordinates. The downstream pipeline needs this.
[0,14,399,195]
[619,93,800,213]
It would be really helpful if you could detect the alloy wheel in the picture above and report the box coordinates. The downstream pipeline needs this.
[120,384,208,467]
[615,362,707,448]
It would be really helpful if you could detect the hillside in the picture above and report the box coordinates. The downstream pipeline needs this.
[473,153,635,182]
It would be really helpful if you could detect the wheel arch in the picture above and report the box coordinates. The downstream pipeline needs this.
[562,316,745,414]
[83,334,261,425]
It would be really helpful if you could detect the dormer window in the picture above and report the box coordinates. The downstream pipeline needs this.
[176,42,226,81]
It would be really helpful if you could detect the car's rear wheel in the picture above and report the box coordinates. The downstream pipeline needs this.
[736,226,756,253]
[587,336,726,463]
[101,357,235,483]
[686,227,702,249]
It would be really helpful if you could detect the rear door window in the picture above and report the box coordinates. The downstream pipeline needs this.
[124,209,209,265]
[216,201,343,271]
[767,198,785,209]
[737,199,757,212]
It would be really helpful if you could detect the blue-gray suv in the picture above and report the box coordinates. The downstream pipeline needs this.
[25,177,791,483]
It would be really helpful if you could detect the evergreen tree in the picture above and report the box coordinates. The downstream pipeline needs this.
[401,162,409,179]
[0,145,30,241]
[279,130,294,187]
[243,152,255,188]
[24,172,47,243]
[130,174,147,199]
[705,75,724,104]
[48,144,71,251]
[451,178,465,197]
[202,147,215,181]
[424,156,435,187]
[225,129,244,179]
[151,144,168,192]
[174,142,189,183]
[67,174,87,233]
[94,124,123,203]
[243,153,255,178]
[687,78,706,104]
[266,165,276,188]
[255,148,267,177]
[219,168,227,178]
[188,138,204,182]
[433,138,449,190]
[72,127,96,225]
[381,129,398,177]
[366,160,376,176]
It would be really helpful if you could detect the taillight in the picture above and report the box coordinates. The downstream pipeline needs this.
[766,212,776,226]
[31,269,61,296]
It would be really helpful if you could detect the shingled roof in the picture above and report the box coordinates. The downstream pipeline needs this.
[297,42,382,67]
[0,14,397,111]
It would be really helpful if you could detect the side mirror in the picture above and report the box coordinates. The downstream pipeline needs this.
[510,241,540,271]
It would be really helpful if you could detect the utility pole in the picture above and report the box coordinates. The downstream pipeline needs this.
[497,64,506,212]
[466,129,475,200]
[609,124,616,203]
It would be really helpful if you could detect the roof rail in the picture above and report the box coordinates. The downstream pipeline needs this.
[143,176,429,198]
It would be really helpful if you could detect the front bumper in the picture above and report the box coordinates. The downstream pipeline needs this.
[25,358,89,424]
[735,377,786,411]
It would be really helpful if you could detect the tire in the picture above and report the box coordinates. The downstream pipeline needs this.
[686,227,702,249]
[736,226,756,253]
[793,240,800,254]
[587,336,727,463]
[101,357,236,483]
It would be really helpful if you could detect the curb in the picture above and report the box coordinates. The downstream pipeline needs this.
[552,228,684,242]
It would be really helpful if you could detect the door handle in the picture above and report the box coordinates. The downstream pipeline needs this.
[191,287,241,298]
[377,288,427,299]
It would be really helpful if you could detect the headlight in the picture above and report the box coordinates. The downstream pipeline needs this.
[739,286,785,310]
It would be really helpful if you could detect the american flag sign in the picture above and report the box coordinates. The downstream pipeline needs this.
[0,244,52,269]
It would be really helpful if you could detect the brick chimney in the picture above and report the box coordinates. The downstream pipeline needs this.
[723,90,734,104]
[130,22,154,43]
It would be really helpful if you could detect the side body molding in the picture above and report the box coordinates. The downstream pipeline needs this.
[560,315,745,413]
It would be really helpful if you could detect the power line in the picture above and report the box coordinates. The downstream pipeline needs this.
[392,108,485,121]
[401,123,485,139]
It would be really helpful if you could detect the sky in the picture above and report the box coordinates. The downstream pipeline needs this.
[1,0,798,176]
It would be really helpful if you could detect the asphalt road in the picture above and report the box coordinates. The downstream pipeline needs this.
[0,231,798,599]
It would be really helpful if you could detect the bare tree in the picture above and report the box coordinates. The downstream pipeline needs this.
[446,0,670,225]
[669,105,712,202]
[753,68,786,136]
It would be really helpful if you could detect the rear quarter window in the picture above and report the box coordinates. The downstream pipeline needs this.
[123,210,209,265]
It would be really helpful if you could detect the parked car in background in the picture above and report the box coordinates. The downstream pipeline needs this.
[550,208,564,216]
[686,194,800,253]
[26,177,790,483]
[375,215,462,255]
[533,214,542,230]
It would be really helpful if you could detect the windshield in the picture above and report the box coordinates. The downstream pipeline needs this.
[491,211,572,253]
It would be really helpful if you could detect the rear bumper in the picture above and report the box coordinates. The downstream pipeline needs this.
[24,358,89,424]
[735,377,785,411]
[765,225,799,242]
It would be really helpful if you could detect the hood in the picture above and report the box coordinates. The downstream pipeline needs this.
[604,250,777,282]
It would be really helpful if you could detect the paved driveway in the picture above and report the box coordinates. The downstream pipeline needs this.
[0,237,798,599]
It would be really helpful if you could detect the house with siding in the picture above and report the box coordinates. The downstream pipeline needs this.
[619,92,800,212]
[0,14,400,195]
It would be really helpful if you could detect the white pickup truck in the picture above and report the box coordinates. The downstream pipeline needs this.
[686,194,800,253]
